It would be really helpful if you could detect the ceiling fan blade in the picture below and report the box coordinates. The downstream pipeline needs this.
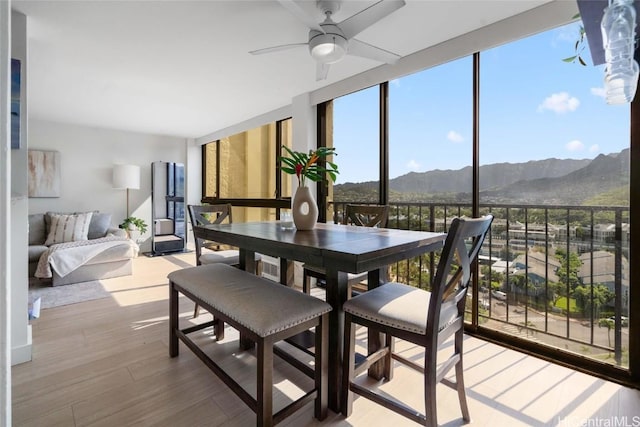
[278,0,325,34]
[348,38,401,64]
[316,62,330,81]
[340,0,406,40]
[249,43,308,55]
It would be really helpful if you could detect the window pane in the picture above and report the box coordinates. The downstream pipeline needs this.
[389,57,473,205]
[479,22,630,368]
[203,143,217,198]
[203,124,279,199]
[218,124,277,199]
[280,118,293,198]
[332,86,380,203]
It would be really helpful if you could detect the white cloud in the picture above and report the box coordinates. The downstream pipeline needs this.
[566,140,584,152]
[537,92,580,114]
[447,130,464,143]
[406,159,421,172]
[589,144,600,153]
[554,23,583,45]
[591,87,606,98]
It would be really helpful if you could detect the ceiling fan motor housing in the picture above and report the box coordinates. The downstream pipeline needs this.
[317,0,341,16]
[309,24,348,64]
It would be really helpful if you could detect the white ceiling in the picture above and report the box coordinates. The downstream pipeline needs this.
[12,0,557,139]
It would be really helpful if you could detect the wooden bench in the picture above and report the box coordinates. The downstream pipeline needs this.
[168,263,331,427]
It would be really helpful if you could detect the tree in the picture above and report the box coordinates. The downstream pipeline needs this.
[547,281,567,306]
[555,248,581,290]
[481,265,504,290]
[599,318,615,347]
[499,246,516,262]
[573,284,614,318]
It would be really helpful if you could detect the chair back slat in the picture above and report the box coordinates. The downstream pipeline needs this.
[428,215,493,333]
[187,204,234,265]
[189,204,232,226]
[342,204,389,228]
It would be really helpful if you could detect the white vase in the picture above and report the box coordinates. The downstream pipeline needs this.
[292,186,318,230]
[127,229,141,242]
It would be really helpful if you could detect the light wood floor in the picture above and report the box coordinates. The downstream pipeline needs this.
[13,253,640,426]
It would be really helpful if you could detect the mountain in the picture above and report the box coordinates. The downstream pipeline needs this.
[485,149,629,204]
[389,158,592,194]
[334,150,629,205]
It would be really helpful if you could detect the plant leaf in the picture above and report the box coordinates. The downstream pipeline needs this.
[578,56,587,66]
[562,56,577,63]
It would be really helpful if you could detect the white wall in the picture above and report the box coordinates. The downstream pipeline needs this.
[185,139,200,251]
[28,119,186,253]
[1,1,11,424]
[11,10,30,367]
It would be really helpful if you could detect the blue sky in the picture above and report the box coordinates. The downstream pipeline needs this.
[333,22,631,185]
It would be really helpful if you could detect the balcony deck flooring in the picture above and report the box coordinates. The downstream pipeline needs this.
[13,253,639,426]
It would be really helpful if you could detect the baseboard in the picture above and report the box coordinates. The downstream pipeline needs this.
[11,325,32,365]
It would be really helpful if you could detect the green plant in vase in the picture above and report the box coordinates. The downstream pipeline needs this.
[280,146,339,187]
[119,216,148,240]
[280,146,338,230]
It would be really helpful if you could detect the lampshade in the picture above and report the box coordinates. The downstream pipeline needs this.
[113,164,140,190]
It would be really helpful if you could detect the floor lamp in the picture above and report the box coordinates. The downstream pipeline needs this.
[113,164,140,218]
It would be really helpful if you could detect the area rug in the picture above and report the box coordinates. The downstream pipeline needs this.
[28,278,111,309]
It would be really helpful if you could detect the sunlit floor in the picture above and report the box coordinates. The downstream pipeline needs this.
[13,253,640,427]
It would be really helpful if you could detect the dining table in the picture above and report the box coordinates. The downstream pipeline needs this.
[193,220,445,412]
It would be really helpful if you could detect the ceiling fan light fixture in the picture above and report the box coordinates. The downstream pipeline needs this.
[309,33,347,63]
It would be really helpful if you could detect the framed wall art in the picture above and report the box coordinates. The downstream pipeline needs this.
[28,150,61,198]
[11,58,21,150]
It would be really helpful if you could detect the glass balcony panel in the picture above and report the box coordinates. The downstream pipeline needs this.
[477,21,630,367]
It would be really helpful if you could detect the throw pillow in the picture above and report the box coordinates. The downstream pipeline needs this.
[28,214,47,245]
[44,212,94,246]
[87,212,112,240]
[45,210,97,234]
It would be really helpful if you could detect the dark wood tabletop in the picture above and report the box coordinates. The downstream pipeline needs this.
[193,221,445,412]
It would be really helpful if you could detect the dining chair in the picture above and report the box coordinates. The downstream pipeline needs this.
[302,204,389,295]
[341,215,493,426]
[187,204,262,318]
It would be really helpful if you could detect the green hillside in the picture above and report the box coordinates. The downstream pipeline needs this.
[583,186,629,207]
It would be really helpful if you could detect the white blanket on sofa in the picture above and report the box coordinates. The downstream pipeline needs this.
[35,236,135,279]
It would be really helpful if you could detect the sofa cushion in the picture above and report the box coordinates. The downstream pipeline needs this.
[28,245,48,263]
[45,210,95,234]
[28,214,46,245]
[45,212,94,246]
[88,212,112,240]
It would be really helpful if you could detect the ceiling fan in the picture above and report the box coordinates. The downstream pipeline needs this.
[250,0,406,80]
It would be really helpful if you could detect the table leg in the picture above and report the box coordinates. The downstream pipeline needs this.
[367,268,386,380]
[239,248,256,274]
[239,248,256,350]
[280,258,294,287]
[324,267,348,413]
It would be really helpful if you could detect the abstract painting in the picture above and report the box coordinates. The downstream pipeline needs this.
[28,150,61,198]
[11,58,20,149]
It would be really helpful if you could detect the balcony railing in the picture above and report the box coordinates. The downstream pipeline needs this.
[330,201,630,368]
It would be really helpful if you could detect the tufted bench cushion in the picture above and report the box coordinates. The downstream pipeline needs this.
[168,264,330,337]
[168,263,331,426]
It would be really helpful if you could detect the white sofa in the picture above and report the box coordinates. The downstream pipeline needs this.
[29,211,139,286]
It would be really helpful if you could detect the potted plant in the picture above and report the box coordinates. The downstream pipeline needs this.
[280,146,338,230]
[119,216,148,241]
[280,146,339,187]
